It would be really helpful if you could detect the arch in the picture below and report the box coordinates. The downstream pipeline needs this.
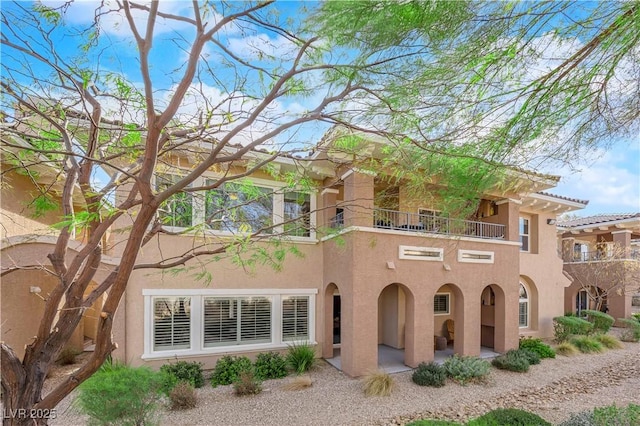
[322,282,341,359]
[377,282,416,368]
[480,283,508,353]
[518,276,539,331]
[433,283,464,355]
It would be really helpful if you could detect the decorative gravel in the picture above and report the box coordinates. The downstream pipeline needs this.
[50,337,639,425]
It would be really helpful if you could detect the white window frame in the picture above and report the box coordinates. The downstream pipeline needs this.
[434,293,450,315]
[398,245,444,261]
[519,216,530,252]
[457,249,494,264]
[519,283,529,328]
[142,288,316,360]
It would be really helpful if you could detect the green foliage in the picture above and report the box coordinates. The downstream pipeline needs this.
[569,336,604,354]
[77,363,163,426]
[582,310,615,334]
[555,342,579,357]
[31,194,59,218]
[593,403,640,426]
[210,355,253,387]
[519,337,555,359]
[286,342,316,374]
[233,370,262,396]
[442,355,490,385]
[467,408,551,426]
[491,349,531,373]
[362,370,395,397]
[553,316,594,342]
[406,421,460,426]
[254,352,288,380]
[619,318,640,342]
[56,347,81,366]
[594,333,623,349]
[632,313,640,322]
[168,381,197,411]
[160,361,205,389]
[412,362,447,387]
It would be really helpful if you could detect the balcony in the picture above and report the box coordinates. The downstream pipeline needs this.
[331,208,505,240]
[566,249,640,263]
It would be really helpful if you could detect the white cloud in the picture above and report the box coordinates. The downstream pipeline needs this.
[227,34,298,61]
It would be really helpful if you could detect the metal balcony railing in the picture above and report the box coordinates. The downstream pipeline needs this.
[568,249,640,263]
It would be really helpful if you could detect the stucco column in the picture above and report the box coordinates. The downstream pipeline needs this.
[495,198,521,243]
[612,230,632,258]
[562,237,575,262]
[340,291,378,377]
[457,289,481,356]
[341,169,375,228]
[404,291,433,367]
[320,188,339,229]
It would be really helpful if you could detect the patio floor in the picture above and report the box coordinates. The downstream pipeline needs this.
[325,344,500,374]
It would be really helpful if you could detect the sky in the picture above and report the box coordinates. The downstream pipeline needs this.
[2,1,639,218]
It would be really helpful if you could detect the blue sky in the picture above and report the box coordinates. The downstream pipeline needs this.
[4,1,639,217]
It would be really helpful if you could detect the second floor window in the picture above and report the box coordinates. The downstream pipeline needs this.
[519,217,530,252]
[205,182,274,234]
[156,174,193,228]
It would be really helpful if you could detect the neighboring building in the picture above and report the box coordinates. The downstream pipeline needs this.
[1,128,588,377]
[558,214,640,322]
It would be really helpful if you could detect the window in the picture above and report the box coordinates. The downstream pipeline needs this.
[205,182,273,233]
[399,245,444,261]
[282,296,309,341]
[519,217,530,252]
[284,192,311,237]
[519,284,529,328]
[156,174,193,228]
[458,249,494,264]
[153,297,191,351]
[144,289,315,358]
[434,293,450,315]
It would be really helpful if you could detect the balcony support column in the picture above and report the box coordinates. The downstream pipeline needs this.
[341,169,375,228]
[612,230,632,258]
[562,237,575,262]
[495,198,521,243]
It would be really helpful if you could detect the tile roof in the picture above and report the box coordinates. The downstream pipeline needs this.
[537,191,589,205]
[557,213,640,228]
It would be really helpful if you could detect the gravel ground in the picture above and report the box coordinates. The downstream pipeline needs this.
[49,336,640,426]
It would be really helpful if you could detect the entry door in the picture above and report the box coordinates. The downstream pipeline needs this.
[576,290,588,316]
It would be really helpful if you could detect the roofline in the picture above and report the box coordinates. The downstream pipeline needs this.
[558,215,640,231]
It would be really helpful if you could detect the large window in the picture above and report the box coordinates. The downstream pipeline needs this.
[205,182,273,233]
[156,174,193,228]
[434,293,450,315]
[519,217,530,252]
[144,290,316,358]
[519,284,529,328]
[284,192,311,237]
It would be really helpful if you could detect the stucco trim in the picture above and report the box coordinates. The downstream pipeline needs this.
[1,234,121,265]
[458,249,495,264]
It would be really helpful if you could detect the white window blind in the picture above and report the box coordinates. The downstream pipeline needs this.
[153,297,191,351]
[203,297,271,347]
[282,296,309,341]
[203,298,237,347]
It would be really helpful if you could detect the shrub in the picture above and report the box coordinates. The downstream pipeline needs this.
[77,362,163,426]
[570,336,604,353]
[467,408,551,425]
[412,362,447,387]
[491,349,531,373]
[582,309,615,334]
[160,361,205,389]
[169,381,197,410]
[555,342,579,356]
[254,351,288,380]
[233,369,262,396]
[281,374,312,391]
[632,312,640,322]
[593,403,640,426]
[442,355,490,385]
[519,337,556,359]
[594,333,623,349]
[211,355,252,387]
[553,316,593,342]
[362,370,395,397]
[619,318,640,342]
[286,342,316,374]
[558,411,595,426]
[56,347,81,366]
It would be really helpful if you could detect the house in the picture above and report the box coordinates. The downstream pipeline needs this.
[558,214,640,322]
[1,128,588,377]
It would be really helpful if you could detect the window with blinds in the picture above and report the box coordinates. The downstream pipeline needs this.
[153,297,191,351]
[434,293,450,315]
[203,297,272,347]
[282,296,309,341]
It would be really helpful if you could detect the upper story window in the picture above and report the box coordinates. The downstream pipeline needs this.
[519,217,530,252]
[205,182,273,234]
[284,192,311,237]
[156,174,193,228]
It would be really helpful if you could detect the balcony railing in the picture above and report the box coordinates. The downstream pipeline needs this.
[371,208,505,240]
[567,249,640,263]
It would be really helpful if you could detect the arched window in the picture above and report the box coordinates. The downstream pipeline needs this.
[519,283,529,328]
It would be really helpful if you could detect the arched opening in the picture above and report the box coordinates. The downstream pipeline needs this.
[377,282,415,371]
[519,283,530,328]
[433,283,464,357]
[480,284,506,352]
[322,283,341,360]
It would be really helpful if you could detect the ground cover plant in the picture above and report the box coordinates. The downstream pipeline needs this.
[553,316,593,342]
[518,337,555,359]
[555,342,580,356]
[466,408,551,425]
[76,361,164,425]
[491,349,537,373]
[594,333,623,349]
[281,374,312,391]
[233,370,262,396]
[412,362,447,387]
[211,355,253,387]
[286,342,316,374]
[168,381,197,410]
[442,355,490,385]
[569,336,604,353]
[254,351,288,380]
[362,370,395,397]
[582,310,615,334]
[593,403,640,425]
[160,361,205,389]
[619,318,640,342]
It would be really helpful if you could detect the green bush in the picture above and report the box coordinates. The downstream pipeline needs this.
[519,337,556,359]
[491,350,531,373]
[160,361,205,389]
[233,370,262,396]
[582,309,615,334]
[570,335,604,353]
[168,381,197,410]
[619,318,640,342]
[442,355,490,385]
[632,313,640,322]
[286,342,316,374]
[467,408,551,425]
[558,411,595,426]
[77,362,163,426]
[593,403,640,426]
[594,333,623,349]
[211,355,253,387]
[553,316,593,342]
[412,362,447,387]
[254,352,288,380]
